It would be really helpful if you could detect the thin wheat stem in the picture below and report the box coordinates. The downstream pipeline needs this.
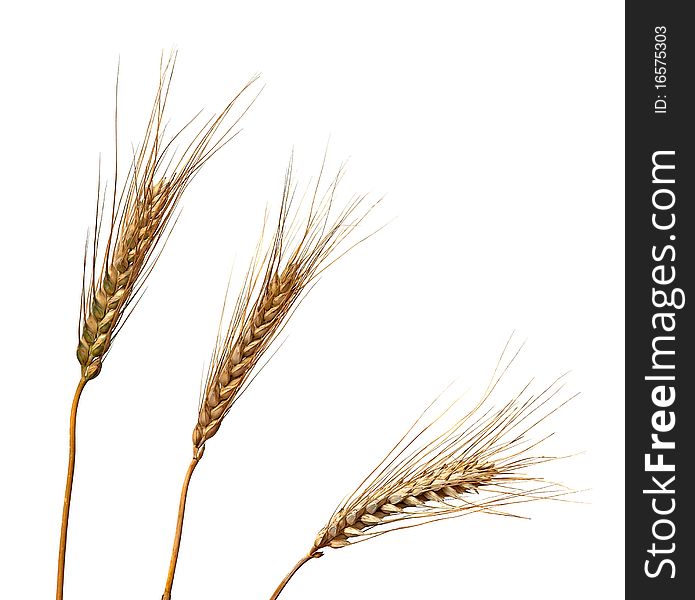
[56,377,87,600]
[162,455,201,600]
[269,553,319,600]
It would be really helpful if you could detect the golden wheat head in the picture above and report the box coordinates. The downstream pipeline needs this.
[311,353,575,553]
[77,56,259,381]
[161,158,378,600]
[268,344,576,599]
[193,158,378,455]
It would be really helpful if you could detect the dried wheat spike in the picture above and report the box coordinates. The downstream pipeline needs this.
[192,160,376,454]
[270,346,576,599]
[314,376,573,550]
[57,55,258,600]
[161,159,378,600]
[77,177,170,380]
[77,56,259,381]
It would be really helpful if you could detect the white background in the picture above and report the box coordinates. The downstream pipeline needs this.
[0,2,624,599]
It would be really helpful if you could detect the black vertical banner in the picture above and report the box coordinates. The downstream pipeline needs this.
[626,3,693,599]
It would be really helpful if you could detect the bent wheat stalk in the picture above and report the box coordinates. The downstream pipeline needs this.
[270,348,576,599]
[161,160,377,600]
[57,56,258,600]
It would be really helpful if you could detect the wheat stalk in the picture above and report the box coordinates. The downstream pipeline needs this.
[269,345,576,599]
[161,158,377,600]
[56,55,259,600]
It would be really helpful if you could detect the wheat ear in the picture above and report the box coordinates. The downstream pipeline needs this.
[57,56,259,600]
[270,347,576,599]
[161,159,377,600]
